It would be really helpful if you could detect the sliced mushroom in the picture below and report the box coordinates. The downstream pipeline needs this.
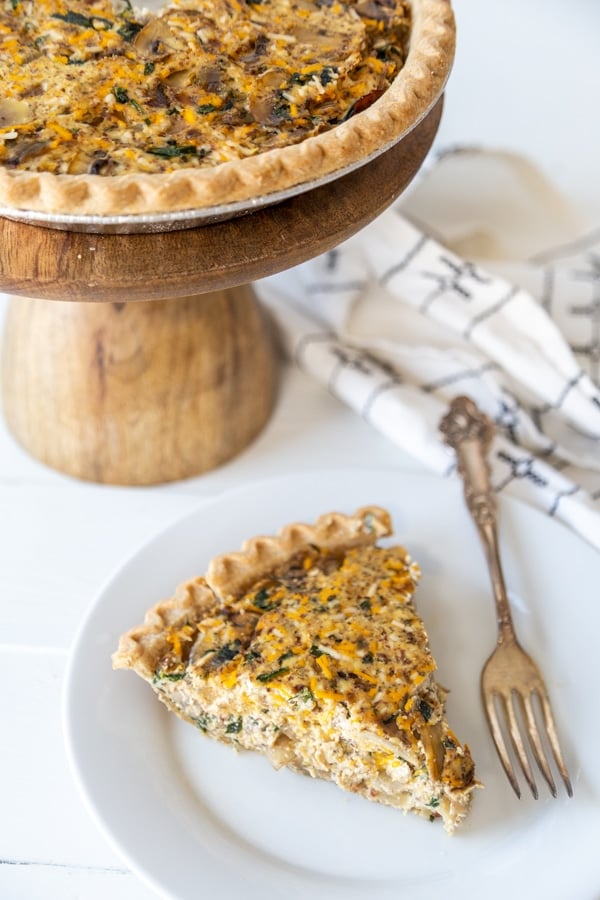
[21,84,44,99]
[248,70,290,125]
[66,151,113,176]
[355,0,394,21]
[0,98,33,128]
[249,96,287,126]
[89,152,113,175]
[238,32,270,70]
[221,105,253,126]
[164,68,194,88]
[6,140,48,167]
[291,24,357,64]
[146,82,172,109]
[255,67,288,92]
[196,65,223,94]
[291,0,320,12]
[133,18,176,60]
[80,114,106,127]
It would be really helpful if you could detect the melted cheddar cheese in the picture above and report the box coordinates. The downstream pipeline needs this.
[0,0,411,174]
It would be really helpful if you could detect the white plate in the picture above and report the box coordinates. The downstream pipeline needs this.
[63,469,600,900]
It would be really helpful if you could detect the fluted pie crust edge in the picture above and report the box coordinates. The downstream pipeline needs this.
[0,0,454,217]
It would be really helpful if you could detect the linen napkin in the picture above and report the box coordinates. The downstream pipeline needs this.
[256,148,600,551]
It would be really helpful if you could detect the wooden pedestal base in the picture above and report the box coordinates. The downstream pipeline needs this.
[0,99,442,485]
[2,286,277,484]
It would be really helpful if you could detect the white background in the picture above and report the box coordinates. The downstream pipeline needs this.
[1,1,599,897]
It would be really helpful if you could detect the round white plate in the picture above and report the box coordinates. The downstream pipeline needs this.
[63,469,600,900]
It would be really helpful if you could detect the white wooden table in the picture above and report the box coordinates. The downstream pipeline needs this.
[1,1,599,897]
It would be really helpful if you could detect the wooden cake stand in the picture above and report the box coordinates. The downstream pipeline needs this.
[0,101,441,485]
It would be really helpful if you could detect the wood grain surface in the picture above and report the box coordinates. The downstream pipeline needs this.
[0,100,441,302]
[2,286,277,484]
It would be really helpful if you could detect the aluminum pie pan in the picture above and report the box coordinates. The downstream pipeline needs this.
[0,102,436,235]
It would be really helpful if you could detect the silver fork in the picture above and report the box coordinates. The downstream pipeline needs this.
[440,395,573,799]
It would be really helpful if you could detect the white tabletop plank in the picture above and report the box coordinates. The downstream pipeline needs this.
[0,649,123,866]
[0,867,154,900]
[0,647,161,899]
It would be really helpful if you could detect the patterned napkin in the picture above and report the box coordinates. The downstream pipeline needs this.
[256,148,600,551]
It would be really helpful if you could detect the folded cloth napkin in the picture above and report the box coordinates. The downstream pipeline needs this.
[256,148,600,552]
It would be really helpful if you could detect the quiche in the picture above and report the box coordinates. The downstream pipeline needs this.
[113,506,477,833]
[0,0,454,215]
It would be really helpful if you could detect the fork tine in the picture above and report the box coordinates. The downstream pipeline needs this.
[483,690,521,798]
[522,692,557,798]
[505,692,538,799]
[536,690,574,798]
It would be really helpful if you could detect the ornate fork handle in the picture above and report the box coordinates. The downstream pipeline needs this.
[440,395,573,799]
[440,396,515,639]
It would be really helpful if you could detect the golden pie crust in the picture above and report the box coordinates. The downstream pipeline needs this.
[0,0,454,216]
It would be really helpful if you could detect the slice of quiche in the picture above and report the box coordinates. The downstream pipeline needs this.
[113,506,477,832]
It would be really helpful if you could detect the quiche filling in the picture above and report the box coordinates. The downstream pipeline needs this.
[0,0,411,175]
[113,508,477,833]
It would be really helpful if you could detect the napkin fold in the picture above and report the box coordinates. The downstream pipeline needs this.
[256,148,600,551]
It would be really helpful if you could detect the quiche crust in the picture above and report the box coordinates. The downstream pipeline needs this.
[0,0,454,216]
[113,506,477,833]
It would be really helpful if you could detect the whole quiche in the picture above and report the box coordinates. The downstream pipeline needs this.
[0,0,454,215]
